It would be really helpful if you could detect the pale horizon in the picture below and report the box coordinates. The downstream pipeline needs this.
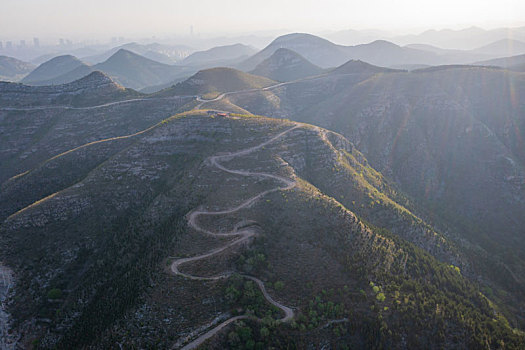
[1,0,525,41]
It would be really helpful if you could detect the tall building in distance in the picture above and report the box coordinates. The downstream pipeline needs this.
[33,37,40,48]
[6,41,12,49]
[19,40,26,48]
[0,41,3,50]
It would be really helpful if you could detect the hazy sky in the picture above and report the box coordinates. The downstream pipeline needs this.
[2,0,525,40]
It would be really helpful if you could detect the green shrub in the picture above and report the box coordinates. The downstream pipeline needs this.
[47,288,62,299]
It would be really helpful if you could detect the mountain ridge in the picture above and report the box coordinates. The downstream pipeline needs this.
[1,110,522,348]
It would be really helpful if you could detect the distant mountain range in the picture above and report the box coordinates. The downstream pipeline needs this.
[19,49,195,90]
[6,31,525,92]
[326,26,525,50]
[390,26,525,50]
[81,42,193,64]
[237,33,523,72]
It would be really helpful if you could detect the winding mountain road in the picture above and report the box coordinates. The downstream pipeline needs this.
[171,125,298,349]
[194,80,291,110]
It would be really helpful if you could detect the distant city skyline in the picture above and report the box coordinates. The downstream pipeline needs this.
[1,0,524,40]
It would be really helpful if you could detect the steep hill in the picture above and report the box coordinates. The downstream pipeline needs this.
[182,43,257,66]
[1,111,522,348]
[0,56,35,81]
[158,67,276,97]
[21,55,87,85]
[0,71,140,108]
[249,48,324,81]
[28,64,95,86]
[82,42,193,64]
[238,33,349,70]
[93,49,188,90]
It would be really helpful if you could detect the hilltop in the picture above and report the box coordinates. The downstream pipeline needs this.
[92,49,188,90]
[330,59,403,74]
[0,71,140,108]
[238,33,349,70]
[82,42,193,64]
[250,48,324,82]
[157,67,276,97]
[21,55,88,85]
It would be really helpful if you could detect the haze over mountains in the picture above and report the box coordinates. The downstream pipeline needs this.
[6,29,525,94]
[1,25,525,349]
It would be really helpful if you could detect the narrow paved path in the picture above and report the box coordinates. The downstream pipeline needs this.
[171,126,298,349]
[0,96,192,111]
[5,119,164,185]
[193,81,290,110]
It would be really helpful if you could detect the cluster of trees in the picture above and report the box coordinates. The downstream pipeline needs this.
[224,274,281,319]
